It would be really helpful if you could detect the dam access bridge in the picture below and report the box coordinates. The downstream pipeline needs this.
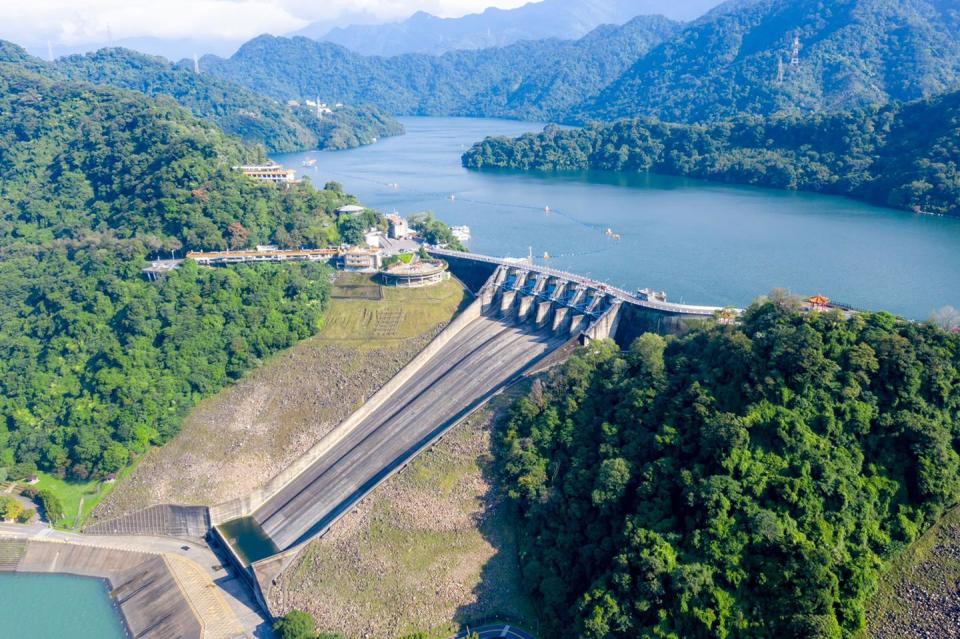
[92,249,732,613]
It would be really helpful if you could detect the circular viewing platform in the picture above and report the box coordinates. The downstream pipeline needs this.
[380,260,450,288]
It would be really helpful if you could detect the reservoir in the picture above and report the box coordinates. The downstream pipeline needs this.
[0,573,127,638]
[278,117,960,319]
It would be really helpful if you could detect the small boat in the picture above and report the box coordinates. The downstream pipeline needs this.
[544,205,550,213]
[448,194,456,201]
[543,251,550,259]
[302,158,317,167]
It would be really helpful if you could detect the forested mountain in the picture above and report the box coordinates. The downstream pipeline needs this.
[498,298,960,637]
[0,42,403,153]
[202,0,960,125]
[581,0,960,122]
[0,65,357,482]
[317,0,718,56]
[200,16,678,122]
[463,89,960,217]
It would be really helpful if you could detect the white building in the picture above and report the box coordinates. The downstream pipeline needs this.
[386,214,411,239]
[234,164,296,185]
[336,204,366,216]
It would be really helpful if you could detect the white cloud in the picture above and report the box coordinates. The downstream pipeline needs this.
[0,0,534,49]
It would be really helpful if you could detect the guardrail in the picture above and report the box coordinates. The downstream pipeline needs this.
[429,248,736,317]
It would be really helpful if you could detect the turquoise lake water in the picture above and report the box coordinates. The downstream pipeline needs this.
[276,116,960,320]
[0,573,127,638]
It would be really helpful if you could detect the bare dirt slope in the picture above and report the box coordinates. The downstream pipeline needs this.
[269,393,537,639]
[91,274,466,523]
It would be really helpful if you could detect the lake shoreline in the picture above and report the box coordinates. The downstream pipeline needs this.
[276,116,960,319]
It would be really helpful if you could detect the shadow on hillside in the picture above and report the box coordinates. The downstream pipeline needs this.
[451,388,541,637]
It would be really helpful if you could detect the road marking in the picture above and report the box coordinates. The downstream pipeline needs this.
[500,626,510,637]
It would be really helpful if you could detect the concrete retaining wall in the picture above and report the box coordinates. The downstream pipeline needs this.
[84,504,210,540]
[582,301,622,343]
[210,288,486,525]
[1,539,204,638]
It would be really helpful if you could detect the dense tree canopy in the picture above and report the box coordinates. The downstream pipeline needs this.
[197,16,678,122]
[0,66,354,481]
[0,65,362,249]
[197,0,960,125]
[0,43,403,153]
[582,0,960,123]
[498,301,960,637]
[463,90,960,217]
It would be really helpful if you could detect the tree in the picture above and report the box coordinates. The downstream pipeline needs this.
[228,221,250,249]
[0,496,24,522]
[273,610,319,639]
[339,216,367,246]
[100,443,130,475]
[37,489,65,525]
[930,306,960,331]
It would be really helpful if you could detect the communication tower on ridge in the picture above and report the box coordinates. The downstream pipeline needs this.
[777,56,785,83]
[317,95,322,119]
[193,54,200,74]
[791,33,801,66]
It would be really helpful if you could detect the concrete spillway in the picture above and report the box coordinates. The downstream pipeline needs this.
[250,310,567,551]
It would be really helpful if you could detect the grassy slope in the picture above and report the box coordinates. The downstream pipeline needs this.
[89,274,466,522]
[866,505,960,638]
[273,390,537,639]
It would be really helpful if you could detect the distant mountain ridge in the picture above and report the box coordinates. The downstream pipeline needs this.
[315,0,720,56]
[201,15,680,121]
[201,0,960,125]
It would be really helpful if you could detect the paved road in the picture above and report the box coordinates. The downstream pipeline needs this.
[254,312,567,550]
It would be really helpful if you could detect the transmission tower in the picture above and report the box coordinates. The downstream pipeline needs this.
[193,54,200,74]
[777,56,785,83]
[790,33,801,66]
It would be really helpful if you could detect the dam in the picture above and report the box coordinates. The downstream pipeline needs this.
[89,249,730,615]
[206,251,727,563]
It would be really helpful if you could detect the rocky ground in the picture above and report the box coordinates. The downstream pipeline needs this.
[91,275,465,522]
[869,508,960,638]
[269,393,537,639]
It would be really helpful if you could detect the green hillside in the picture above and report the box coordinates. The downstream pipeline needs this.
[498,299,960,637]
[582,0,960,122]
[0,42,403,153]
[198,0,960,124]
[199,15,679,122]
[463,89,960,217]
[0,65,353,486]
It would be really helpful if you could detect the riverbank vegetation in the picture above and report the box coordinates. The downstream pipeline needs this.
[463,89,960,217]
[496,297,960,637]
[0,42,403,153]
[0,66,363,515]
